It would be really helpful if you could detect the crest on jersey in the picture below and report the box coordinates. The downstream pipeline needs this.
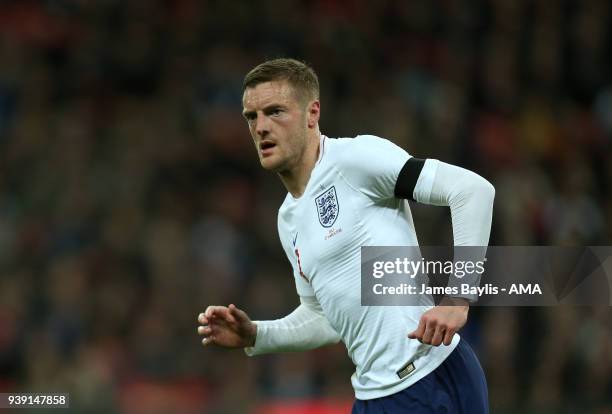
[315,186,339,228]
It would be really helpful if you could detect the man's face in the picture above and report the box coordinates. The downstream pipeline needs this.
[242,80,313,172]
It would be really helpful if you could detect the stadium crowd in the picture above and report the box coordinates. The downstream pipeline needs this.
[0,0,610,413]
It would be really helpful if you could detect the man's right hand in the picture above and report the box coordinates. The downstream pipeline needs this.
[197,304,257,348]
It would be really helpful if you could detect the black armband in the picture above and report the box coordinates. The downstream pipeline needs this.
[394,157,426,201]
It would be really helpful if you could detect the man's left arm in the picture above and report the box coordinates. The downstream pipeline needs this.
[395,158,495,346]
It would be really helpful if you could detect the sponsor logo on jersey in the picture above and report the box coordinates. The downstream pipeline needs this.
[396,361,415,379]
[315,186,339,228]
[324,227,342,240]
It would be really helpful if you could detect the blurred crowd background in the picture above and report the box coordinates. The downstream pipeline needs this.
[0,0,611,413]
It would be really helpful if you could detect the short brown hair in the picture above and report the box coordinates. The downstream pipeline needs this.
[243,58,319,103]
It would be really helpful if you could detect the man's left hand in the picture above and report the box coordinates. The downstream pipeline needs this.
[408,297,469,346]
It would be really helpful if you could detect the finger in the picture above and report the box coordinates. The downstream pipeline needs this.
[408,317,426,340]
[201,335,215,346]
[198,313,208,325]
[421,320,437,344]
[205,306,219,318]
[197,326,212,336]
[222,304,238,324]
[228,304,249,324]
[443,329,456,346]
[430,325,446,346]
[205,306,231,321]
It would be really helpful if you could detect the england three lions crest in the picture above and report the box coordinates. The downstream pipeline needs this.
[315,186,339,228]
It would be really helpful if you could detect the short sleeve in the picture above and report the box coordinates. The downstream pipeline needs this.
[336,135,412,200]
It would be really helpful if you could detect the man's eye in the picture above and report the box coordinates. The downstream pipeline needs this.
[271,109,282,116]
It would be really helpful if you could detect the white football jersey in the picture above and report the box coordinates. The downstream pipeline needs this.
[277,134,460,399]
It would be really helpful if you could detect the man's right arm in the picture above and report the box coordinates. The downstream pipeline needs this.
[197,296,341,354]
[244,295,341,356]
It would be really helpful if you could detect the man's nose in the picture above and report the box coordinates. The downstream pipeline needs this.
[255,115,270,136]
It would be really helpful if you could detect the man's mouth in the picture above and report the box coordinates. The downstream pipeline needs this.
[260,141,276,156]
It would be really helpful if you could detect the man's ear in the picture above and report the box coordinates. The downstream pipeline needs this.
[307,100,320,128]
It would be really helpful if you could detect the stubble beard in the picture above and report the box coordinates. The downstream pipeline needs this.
[271,132,307,176]
[265,120,309,175]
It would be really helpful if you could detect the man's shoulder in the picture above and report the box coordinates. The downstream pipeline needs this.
[324,134,410,173]
[325,134,385,147]
[323,134,389,163]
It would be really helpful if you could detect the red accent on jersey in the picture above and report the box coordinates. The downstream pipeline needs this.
[294,248,310,283]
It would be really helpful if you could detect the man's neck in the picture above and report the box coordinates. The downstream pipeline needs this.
[279,132,321,198]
